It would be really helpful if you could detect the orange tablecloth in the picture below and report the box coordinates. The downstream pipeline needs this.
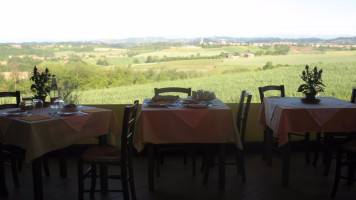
[258,97,356,147]
[0,106,120,162]
[134,98,242,151]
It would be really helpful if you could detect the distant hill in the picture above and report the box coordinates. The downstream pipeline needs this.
[5,36,356,45]
[199,36,356,43]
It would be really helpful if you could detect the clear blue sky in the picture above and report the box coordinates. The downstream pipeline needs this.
[1,0,355,42]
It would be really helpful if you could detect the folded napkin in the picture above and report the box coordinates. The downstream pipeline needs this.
[61,115,90,132]
[81,108,105,113]
[20,115,51,122]
[171,109,210,128]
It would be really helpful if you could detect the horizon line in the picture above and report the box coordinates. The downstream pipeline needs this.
[1,35,356,44]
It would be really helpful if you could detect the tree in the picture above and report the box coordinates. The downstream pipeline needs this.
[146,56,153,63]
[133,58,140,64]
[96,58,109,66]
[8,62,20,90]
[263,61,275,70]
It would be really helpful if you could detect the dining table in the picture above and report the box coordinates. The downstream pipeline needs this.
[258,97,356,186]
[134,98,242,190]
[0,106,121,200]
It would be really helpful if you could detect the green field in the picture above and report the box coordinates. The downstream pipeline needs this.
[77,62,356,104]
[219,52,356,67]
[70,49,356,104]
[3,44,356,104]
[132,59,223,72]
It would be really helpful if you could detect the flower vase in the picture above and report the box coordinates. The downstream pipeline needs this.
[305,92,316,101]
[35,96,49,107]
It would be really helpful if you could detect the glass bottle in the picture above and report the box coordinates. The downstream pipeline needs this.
[50,75,59,108]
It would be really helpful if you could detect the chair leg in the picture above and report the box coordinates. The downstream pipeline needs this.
[191,149,196,176]
[17,153,25,172]
[10,157,20,188]
[313,132,322,166]
[59,148,67,178]
[0,154,8,197]
[183,152,188,165]
[128,156,137,200]
[159,149,164,165]
[156,149,161,177]
[90,164,96,198]
[203,147,211,185]
[77,158,84,200]
[347,152,355,186]
[241,152,246,183]
[324,134,333,176]
[305,132,310,165]
[331,149,342,197]
[262,131,267,161]
[236,150,241,173]
[122,172,130,200]
[43,157,50,177]
[200,152,206,172]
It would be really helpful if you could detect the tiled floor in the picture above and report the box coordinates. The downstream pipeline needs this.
[2,151,356,200]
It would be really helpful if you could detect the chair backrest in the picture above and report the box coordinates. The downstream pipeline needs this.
[236,91,252,145]
[351,88,356,103]
[0,91,21,110]
[154,87,191,97]
[120,100,139,172]
[258,85,285,103]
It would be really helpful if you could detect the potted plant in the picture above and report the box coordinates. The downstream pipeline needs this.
[30,66,51,103]
[297,65,325,101]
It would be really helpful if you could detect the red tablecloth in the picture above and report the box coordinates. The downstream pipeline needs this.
[134,98,242,151]
[258,97,356,147]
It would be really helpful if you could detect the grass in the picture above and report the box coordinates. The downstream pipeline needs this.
[136,50,224,58]
[76,62,356,104]
[219,51,356,67]
[30,47,356,104]
[131,59,223,72]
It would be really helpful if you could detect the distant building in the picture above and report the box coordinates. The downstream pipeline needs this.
[2,72,29,81]
[240,52,254,58]
[32,56,45,61]
[11,44,21,49]
[228,54,239,59]
[0,61,7,66]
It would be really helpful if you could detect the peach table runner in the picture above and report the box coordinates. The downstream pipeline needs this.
[20,115,51,122]
[134,98,242,152]
[0,106,120,162]
[258,97,356,147]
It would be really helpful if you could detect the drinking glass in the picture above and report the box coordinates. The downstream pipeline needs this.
[54,98,64,109]
[33,99,43,109]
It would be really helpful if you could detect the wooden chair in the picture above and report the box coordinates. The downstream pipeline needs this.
[78,100,139,200]
[351,88,356,103]
[0,91,50,197]
[154,87,191,96]
[203,90,252,184]
[331,139,356,197]
[154,87,196,176]
[258,85,311,165]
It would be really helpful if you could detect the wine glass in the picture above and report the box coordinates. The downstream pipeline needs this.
[54,98,65,109]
